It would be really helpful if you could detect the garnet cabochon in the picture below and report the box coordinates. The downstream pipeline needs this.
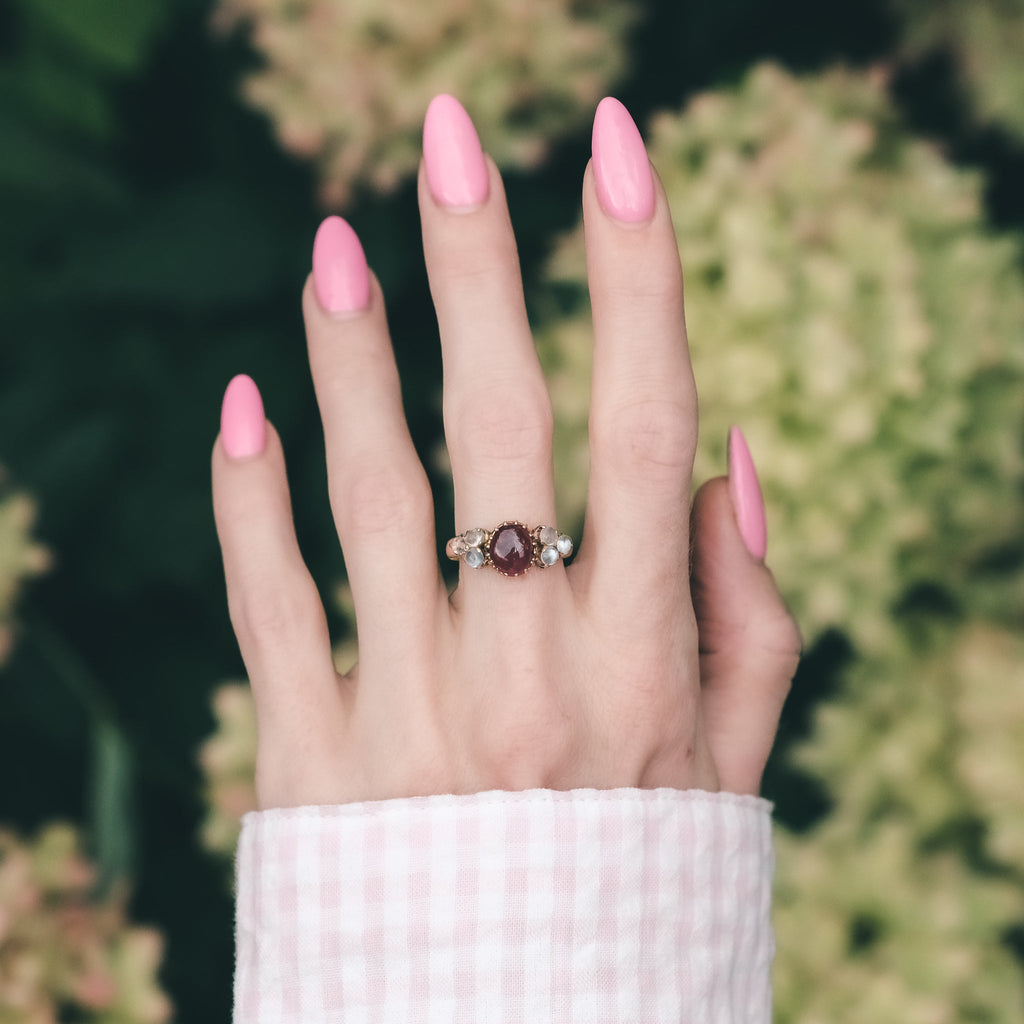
[488,522,534,576]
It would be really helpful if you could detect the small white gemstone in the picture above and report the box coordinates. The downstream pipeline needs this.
[465,547,485,568]
[451,537,468,557]
[465,528,485,547]
[540,545,559,566]
[538,526,558,547]
[556,534,573,556]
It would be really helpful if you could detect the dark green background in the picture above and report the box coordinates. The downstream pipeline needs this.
[1,0,1022,1018]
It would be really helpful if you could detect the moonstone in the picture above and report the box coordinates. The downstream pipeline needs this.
[540,545,559,566]
[489,522,533,576]
[556,534,573,556]
[538,526,558,547]
[465,528,485,547]
[464,547,485,568]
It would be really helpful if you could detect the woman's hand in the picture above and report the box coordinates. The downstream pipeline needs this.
[211,95,800,810]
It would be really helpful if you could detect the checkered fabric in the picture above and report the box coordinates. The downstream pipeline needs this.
[235,788,774,1023]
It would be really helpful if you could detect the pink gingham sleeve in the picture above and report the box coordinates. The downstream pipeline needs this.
[234,788,774,1023]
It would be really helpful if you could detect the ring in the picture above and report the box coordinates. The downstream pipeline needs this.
[446,521,574,577]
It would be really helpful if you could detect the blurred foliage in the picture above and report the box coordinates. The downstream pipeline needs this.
[0,0,172,155]
[2,0,1024,1020]
[212,0,638,205]
[0,824,171,1024]
[889,0,1024,142]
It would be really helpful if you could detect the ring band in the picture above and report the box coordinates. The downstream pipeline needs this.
[446,521,574,577]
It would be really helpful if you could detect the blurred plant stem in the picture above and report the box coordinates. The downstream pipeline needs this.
[24,610,136,898]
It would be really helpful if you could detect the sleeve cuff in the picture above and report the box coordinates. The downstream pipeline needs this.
[235,788,774,1023]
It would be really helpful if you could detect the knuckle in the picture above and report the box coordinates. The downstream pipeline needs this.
[341,462,433,536]
[481,712,577,788]
[605,259,683,306]
[468,675,579,787]
[437,234,520,291]
[452,385,553,468]
[607,665,693,734]
[232,580,321,657]
[753,609,803,686]
[598,397,694,479]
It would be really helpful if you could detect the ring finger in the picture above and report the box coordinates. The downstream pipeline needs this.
[419,95,558,585]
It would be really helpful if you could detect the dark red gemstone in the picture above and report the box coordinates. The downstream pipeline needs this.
[488,522,533,576]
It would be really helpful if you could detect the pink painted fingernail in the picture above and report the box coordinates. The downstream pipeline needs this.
[312,215,370,313]
[592,97,655,223]
[423,94,489,209]
[727,426,768,561]
[220,374,266,459]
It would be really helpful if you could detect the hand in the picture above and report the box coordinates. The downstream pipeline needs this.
[211,95,800,810]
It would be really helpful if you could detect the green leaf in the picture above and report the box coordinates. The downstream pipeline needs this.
[91,716,137,896]
[17,0,172,73]
[17,616,138,895]
[13,49,115,141]
[0,102,122,200]
[56,182,286,310]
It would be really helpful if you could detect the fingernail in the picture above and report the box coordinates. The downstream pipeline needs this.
[221,374,266,459]
[727,426,767,560]
[312,215,370,313]
[592,97,655,223]
[423,94,489,209]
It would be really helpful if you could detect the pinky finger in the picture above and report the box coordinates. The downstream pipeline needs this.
[211,376,340,766]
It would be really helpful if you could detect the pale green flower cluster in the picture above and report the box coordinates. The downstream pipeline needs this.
[0,824,171,1024]
[889,0,1024,140]
[0,473,51,665]
[540,63,1024,654]
[212,0,635,205]
[774,816,1023,1023]
[794,625,1024,854]
[774,622,1024,1022]
[953,625,1024,867]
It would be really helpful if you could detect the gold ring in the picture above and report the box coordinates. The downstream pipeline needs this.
[445,521,573,577]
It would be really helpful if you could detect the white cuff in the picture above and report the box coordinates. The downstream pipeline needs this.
[234,788,774,1023]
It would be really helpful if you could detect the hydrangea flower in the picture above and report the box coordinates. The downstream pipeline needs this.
[889,0,1024,141]
[212,0,636,205]
[774,812,1023,1023]
[774,622,1024,1022]
[952,624,1024,867]
[0,824,171,1024]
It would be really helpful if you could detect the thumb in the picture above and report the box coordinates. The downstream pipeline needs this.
[691,427,801,795]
